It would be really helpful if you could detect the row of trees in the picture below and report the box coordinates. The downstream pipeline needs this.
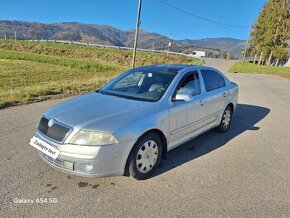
[248,0,289,66]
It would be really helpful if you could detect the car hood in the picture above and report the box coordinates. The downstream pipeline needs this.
[45,92,152,130]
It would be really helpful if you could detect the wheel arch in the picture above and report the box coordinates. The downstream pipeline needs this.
[227,102,234,112]
[123,128,168,176]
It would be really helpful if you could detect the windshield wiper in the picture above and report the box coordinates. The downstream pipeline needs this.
[97,90,126,98]
[96,90,108,95]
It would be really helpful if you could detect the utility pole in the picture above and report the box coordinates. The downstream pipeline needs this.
[13,26,17,41]
[167,32,172,53]
[168,39,171,52]
[132,0,142,68]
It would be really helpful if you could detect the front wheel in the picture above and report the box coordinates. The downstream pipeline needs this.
[127,133,162,180]
[217,105,233,133]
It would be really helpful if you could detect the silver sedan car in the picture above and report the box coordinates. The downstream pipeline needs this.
[30,65,239,180]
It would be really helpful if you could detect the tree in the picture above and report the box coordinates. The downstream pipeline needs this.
[249,0,289,65]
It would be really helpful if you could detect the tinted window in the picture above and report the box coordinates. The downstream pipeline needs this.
[217,74,225,88]
[201,70,225,92]
[175,71,201,96]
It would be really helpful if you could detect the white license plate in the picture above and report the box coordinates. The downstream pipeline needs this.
[30,136,60,159]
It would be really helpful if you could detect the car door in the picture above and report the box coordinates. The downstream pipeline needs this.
[168,71,207,148]
[200,69,227,125]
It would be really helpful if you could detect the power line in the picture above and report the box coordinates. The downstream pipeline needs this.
[158,0,249,29]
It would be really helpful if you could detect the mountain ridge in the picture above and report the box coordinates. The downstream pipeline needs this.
[0,20,245,58]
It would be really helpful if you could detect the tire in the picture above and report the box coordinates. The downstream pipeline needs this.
[217,105,233,133]
[127,133,162,180]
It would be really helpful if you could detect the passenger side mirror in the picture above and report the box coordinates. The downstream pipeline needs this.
[173,93,193,102]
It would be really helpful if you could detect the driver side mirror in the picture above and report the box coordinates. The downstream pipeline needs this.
[173,93,193,102]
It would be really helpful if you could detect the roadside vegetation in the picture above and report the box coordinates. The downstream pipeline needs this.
[247,0,289,66]
[0,40,203,108]
[229,61,290,79]
[231,0,290,79]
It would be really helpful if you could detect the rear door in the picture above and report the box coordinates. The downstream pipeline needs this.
[200,69,227,124]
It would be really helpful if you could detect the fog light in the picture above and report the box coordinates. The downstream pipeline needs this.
[75,163,93,173]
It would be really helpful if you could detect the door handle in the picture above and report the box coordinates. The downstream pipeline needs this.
[223,92,227,98]
[200,100,206,106]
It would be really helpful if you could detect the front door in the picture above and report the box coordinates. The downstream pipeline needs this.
[169,71,206,149]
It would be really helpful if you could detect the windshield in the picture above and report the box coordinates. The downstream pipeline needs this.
[98,68,178,102]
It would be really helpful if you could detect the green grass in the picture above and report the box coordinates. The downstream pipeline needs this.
[0,59,116,108]
[0,40,204,66]
[0,40,203,108]
[229,61,290,79]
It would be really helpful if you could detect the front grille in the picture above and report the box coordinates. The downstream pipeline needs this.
[39,152,74,171]
[38,117,71,142]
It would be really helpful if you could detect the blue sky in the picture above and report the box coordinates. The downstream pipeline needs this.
[0,0,266,40]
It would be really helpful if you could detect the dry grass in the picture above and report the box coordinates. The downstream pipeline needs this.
[0,40,204,108]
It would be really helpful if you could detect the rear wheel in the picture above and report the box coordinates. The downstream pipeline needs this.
[127,133,162,180]
[217,105,233,133]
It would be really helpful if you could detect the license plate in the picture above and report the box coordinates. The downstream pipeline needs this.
[30,136,60,159]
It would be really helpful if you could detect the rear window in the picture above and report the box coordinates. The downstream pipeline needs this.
[201,70,225,92]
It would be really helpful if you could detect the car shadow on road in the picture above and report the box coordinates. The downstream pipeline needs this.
[153,103,270,177]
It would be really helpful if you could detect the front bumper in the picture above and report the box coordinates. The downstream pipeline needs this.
[34,132,136,178]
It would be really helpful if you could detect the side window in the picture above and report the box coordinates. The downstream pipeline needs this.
[201,70,225,92]
[217,73,225,88]
[175,71,201,96]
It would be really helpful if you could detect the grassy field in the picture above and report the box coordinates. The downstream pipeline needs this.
[229,61,290,79]
[0,40,203,108]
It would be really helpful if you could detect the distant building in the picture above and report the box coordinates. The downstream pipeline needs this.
[188,51,206,58]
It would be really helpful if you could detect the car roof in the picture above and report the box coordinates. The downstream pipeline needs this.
[134,64,222,74]
[134,64,195,73]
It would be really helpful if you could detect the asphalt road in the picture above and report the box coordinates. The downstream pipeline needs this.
[202,58,238,73]
[1,72,290,217]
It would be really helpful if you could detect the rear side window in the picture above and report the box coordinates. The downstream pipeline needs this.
[201,70,225,92]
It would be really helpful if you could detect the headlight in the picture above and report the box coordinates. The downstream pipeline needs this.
[70,130,118,146]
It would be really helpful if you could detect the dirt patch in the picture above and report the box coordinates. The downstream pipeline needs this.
[92,185,99,189]
[78,182,89,188]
